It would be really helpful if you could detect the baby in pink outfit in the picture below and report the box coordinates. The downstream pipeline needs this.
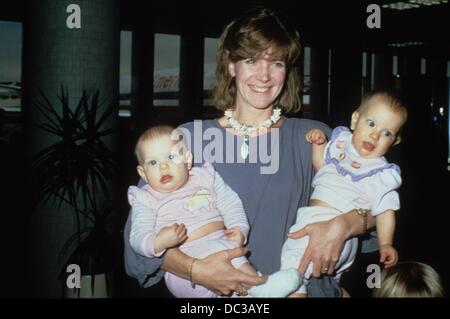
[128,125,299,297]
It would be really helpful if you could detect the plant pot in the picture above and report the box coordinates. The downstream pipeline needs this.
[64,273,112,298]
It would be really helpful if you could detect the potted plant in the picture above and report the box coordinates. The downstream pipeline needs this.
[32,85,119,298]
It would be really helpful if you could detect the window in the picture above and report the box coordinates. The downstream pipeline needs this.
[203,37,218,107]
[327,49,332,115]
[447,61,450,171]
[154,33,180,107]
[119,30,132,117]
[302,47,311,112]
[361,52,373,96]
[0,21,22,113]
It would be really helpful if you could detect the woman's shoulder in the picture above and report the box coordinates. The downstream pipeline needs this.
[284,117,331,136]
[177,120,218,148]
[178,119,218,132]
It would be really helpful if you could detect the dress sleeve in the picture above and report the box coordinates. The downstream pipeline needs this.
[324,126,350,162]
[128,186,165,258]
[214,170,250,244]
[330,126,349,142]
[369,168,402,216]
[123,209,165,287]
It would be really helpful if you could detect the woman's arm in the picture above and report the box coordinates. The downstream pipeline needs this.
[289,209,376,277]
[161,246,266,295]
[125,208,265,293]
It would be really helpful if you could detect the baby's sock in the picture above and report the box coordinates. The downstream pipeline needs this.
[249,268,302,297]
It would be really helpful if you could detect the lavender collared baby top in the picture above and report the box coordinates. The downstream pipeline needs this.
[311,126,402,216]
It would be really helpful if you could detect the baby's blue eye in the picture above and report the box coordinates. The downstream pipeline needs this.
[383,131,393,137]
[149,160,157,166]
[367,119,375,127]
[168,154,175,160]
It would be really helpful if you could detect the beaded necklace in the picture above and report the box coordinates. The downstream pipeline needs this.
[224,108,281,159]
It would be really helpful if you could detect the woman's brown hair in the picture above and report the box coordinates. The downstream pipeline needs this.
[212,7,302,113]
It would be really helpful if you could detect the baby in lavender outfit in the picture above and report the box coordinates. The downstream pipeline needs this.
[251,91,408,297]
[128,125,299,298]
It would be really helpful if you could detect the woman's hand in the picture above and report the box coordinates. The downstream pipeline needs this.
[288,217,348,277]
[191,247,266,295]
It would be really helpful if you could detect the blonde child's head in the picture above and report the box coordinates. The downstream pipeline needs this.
[134,125,193,193]
[350,90,407,159]
[373,261,444,298]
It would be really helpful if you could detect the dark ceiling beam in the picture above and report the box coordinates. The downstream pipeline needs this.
[0,0,448,55]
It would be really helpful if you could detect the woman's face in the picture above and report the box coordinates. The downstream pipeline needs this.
[228,48,286,112]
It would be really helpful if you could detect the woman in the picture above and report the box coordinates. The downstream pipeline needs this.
[123,7,376,297]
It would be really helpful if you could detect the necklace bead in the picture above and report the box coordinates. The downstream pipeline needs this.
[224,108,281,134]
[224,108,282,159]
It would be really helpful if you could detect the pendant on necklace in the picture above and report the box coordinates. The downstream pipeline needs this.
[241,135,249,159]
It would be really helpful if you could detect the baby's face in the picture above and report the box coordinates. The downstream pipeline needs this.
[351,101,405,159]
[137,135,191,193]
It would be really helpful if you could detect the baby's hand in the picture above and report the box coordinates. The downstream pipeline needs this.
[224,227,245,246]
[154,223,188,253]
[379,244,398,268]
[306,129,327,145]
